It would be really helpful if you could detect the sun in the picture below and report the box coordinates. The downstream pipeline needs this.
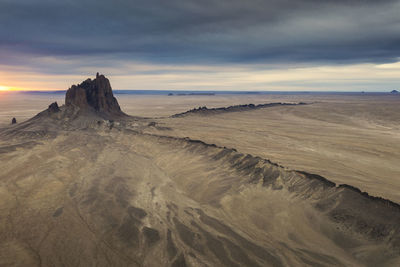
[0,85,11,91]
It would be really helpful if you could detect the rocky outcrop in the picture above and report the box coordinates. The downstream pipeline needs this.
[65,73,124,117]
[171,102,308,117]
[11,118,16,124]
[141,132,400,252]
[48,102,60,113]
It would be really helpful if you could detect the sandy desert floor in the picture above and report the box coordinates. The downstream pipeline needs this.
[0,92,400,266]
[144,94,400,203]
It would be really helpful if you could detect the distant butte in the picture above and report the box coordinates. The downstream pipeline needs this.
[65,73,125,117]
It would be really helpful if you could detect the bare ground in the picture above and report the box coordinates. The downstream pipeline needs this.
[0,93,400,266]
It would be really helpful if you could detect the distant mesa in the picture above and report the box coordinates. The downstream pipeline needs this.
[11,117,16,124]
[167,92,215,96]
[391,89,399,94]
[65,73,125,117]
[176,92,215,96]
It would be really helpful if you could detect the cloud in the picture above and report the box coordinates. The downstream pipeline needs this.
[0,0,399,91]
[2,59,399,92]
[1,0,399,66]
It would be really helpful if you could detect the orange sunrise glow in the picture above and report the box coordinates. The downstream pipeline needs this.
[0,85,11,91]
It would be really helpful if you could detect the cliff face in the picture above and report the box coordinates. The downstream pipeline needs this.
[65,73,124,117]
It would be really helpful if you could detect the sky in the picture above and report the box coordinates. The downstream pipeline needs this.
[0,0,400,91]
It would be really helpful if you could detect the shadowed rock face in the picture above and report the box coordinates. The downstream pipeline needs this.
[48,102,60,113]
[11,118,16,124]
[65,73,124,116]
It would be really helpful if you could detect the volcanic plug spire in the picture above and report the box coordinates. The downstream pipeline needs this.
[65,73,124,117]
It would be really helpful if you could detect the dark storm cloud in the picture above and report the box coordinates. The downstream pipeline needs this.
[1,0,400,70]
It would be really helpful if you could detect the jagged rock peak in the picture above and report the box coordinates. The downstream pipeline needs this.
[65,73,123,116]
[48,102,60,113]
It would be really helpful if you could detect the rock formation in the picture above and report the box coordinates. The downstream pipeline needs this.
[391,89,399,94]
[172,102,307,117]
[48,102,60,113]
[65,73,124,117]
[11,117,16,124]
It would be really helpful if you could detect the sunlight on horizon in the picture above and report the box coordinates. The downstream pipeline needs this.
[0,85,61,92]
[0,85,11,91]
[1,59,399,92]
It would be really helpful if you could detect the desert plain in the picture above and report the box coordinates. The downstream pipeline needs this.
[0,78,400,266]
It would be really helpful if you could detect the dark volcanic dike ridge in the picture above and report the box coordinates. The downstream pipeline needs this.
[171,102,308,117]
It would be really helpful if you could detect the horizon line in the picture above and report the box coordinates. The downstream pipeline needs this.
[1,89,398,94]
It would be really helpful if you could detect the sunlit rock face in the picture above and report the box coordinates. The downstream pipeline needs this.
[65,73,124,116]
